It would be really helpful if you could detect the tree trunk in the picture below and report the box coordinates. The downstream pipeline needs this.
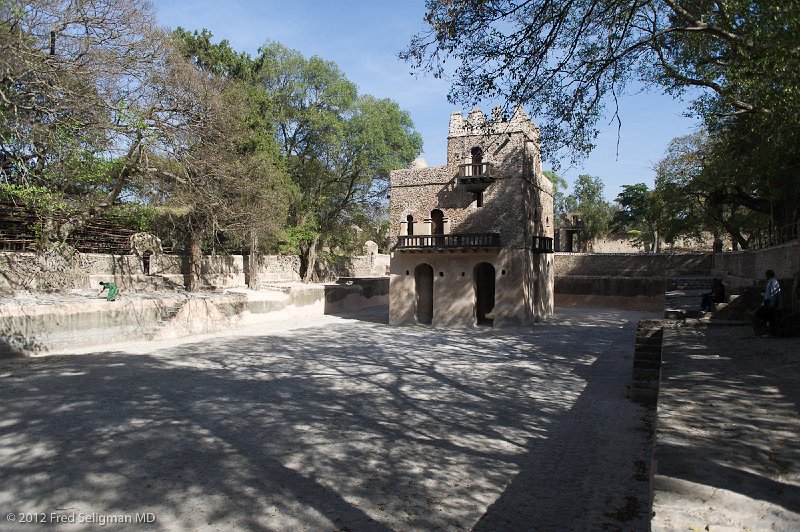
[299,234,320,283]
[247,232,259,290]
[187,229,203,292]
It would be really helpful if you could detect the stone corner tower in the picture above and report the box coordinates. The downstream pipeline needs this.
[388,107,554,327]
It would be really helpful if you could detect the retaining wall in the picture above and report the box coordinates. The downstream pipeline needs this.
[554,253,711,310]
[713,240,800,289]
[324,277,390,314]
[0,285,326,357]
[555,253,712,277]
[0,251,389,293]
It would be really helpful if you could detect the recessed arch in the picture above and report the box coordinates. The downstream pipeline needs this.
[406,214,415,235]
[142,250,153,275]
[474,262,496,326]
[470,146,484,176]
[431,209,444,235]
[414,263,434,325]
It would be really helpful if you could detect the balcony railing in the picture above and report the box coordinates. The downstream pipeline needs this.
[396,233,501,251]
[458,162,496,191]
[532,236,554,253]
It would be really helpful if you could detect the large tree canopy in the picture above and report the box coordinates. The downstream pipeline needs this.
[256,42,422,280]
[403,0,800,164]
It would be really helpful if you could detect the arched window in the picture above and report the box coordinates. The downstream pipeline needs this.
[431,209,444,235]
[470,147,483,176]
[406,214,415,235]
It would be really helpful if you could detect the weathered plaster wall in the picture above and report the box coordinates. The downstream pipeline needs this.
[0,286,326,357]
[324,277,389,314]
[390,248,542,327]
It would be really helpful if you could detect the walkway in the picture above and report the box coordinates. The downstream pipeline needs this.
[1,307,656,531]
[652,324,800,530]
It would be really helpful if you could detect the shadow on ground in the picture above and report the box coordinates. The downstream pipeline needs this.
[653,326,800,530]
[0,307,658,530]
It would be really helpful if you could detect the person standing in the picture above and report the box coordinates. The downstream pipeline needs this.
[753,270,782,336]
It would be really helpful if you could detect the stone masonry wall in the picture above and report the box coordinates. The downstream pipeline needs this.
[713,240,800,287]
[389,108,554,249]
[0,251,387,293]
[555,253,713,278]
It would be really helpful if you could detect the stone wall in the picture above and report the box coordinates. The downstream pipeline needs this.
[553,253,712,310]
[713,240,800,288]
[324,277,389,315]
[389,108,554,248]
[0,250,388,293]
[0,286,326,357]
[555,253,713,278]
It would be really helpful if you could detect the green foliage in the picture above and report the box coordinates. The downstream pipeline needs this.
[255,41,421,278]
[563,175,614,251]
[173,27,255,81]
[544,170,569,228]
[106,203,156,233]
[404,0,800,235]
[278,220,319,255]
[0,183,67,214]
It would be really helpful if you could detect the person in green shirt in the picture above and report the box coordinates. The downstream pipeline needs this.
[98,281,118,301]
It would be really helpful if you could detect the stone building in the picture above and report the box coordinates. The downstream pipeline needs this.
[388,107,555,327]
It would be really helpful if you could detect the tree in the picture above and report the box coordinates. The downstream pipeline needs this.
[403,0,800,168]
[1,0,163,223]
[544,170,568,229]
[613,183,662,252]
[563,174,614,252]
[652,130,774,250]
[256,42,422,281]
[170,29,295,289]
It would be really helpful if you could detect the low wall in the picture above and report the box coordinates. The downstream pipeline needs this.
[324,277,389,314]
[0,285,326,357]
[0,251,389,293]
[555,276,665,311]
[555,253,712,277]
[553,253,709,310]
[713,240,800,289]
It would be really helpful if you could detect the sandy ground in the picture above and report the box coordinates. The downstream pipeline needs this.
[0,306,657,531]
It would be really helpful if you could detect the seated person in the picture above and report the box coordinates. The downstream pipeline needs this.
[701,279,726,312]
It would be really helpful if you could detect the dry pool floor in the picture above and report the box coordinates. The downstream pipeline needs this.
[0,307,657,531]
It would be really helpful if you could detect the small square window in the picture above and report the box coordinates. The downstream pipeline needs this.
[405,270,409,275]
[501,269,506,275]
[439,272,444,277]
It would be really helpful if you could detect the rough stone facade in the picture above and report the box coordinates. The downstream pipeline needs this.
[389,108,555,327]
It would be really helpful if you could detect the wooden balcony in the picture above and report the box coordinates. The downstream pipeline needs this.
[458,163,496,191]
[532,236,554,253]
[396,233,501,252]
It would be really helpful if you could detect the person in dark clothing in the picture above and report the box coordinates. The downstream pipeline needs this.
[701,279,726,312]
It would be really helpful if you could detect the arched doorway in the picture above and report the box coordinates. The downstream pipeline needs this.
[474,262,495,326]
[414,263,434,325]
[142,250,152,275]
[406,214,415,235]
[431,209,444,236]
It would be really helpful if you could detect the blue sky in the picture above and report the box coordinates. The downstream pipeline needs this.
[151,0,700,201]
